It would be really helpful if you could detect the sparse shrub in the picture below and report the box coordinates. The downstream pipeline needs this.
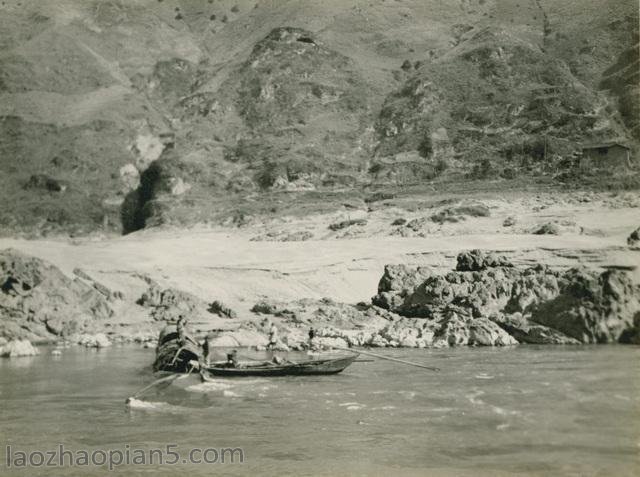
[435,158,448,174]
[501,167,517,179]
[429,210,460,224]
[231,5,240,13]
[401,59,412,71]
[627,227,640,248]
[365,192,396,203]
[392,218,407,226]
[368,163,383,174]
[417,135,433,158]
[209,300,237,318]
[405,217,428,231]
[503,216,516,227]
[533,222,560,235]
[468,157,493,179]
[232,210,252,227]
[23,174,66,192]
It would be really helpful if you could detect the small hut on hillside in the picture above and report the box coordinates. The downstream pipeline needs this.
[580,141,632,169]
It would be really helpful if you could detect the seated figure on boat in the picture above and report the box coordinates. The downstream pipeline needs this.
[226,350,239,367]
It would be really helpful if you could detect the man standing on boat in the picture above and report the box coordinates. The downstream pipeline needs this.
[202,336,210,366]
[176,315,188,346]
[267,321,278,350]
[308,327,316,349]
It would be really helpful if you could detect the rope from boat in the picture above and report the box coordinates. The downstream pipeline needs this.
[127,363,198,403]
[169,346,185,366]
[127,374,181,402]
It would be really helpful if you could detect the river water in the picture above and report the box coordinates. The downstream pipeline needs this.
[1,345,638,476]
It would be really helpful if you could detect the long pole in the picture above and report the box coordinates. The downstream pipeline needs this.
[334,346,440,372]
[127,365,197,403]
[127,374,181,402]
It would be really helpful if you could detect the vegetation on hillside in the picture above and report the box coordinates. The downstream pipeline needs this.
[0,0,637,236]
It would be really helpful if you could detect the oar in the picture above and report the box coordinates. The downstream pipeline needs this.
[333,346,440,372]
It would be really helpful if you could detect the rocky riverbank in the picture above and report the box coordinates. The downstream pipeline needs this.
[1,242,638,353]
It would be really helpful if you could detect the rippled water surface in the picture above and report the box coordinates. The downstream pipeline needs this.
[1,345,639,476]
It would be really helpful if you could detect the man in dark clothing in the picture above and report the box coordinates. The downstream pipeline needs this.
[226,350,239,367]
[176,315,187,346]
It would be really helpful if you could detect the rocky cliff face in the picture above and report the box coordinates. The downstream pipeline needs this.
[373,249,640,344]
[0,249,115,341]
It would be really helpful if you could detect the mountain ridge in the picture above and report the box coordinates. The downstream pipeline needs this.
[0,0,637,236]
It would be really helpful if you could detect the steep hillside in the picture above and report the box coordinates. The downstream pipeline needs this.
[372,28,625,182]
[0,0,637,236]
[600,42,640,141]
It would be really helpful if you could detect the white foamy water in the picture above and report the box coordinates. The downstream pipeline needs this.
[125,398,185,413]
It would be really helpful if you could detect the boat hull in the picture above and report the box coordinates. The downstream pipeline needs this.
[203,354,358,377]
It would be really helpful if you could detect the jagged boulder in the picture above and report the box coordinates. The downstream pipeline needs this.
[456,249,513,271]
[434,309,472,346]
[491,313,580,344]
[531,269,640,343]
[0,249,114,341]
[375,317,432,348]
[372,265,432,311]
[0,339,39,357]
[138,284,209,322]
[400,267,519,317]
[77,333,112,348]
[468,318,518,346]
[375,250,640,345]
[505,265,563,314]
[627,227,640,248]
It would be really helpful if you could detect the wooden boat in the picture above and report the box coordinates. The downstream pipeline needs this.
[153,327,201,373]
[202,354,359,378]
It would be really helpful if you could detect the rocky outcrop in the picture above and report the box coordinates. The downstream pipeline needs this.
[76,333,112,348]
[456,249,513,272]
[0,249,114,342]
[373,250,640,344]
[397,267,519,318]
[0,339,39,357]
[372,265,433,311]
[628,227,640,248]
[138,284,210,322]
[490,313,579,344]
[530,269,640,343]
[247,296,520,348]
[208,300,237,319]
